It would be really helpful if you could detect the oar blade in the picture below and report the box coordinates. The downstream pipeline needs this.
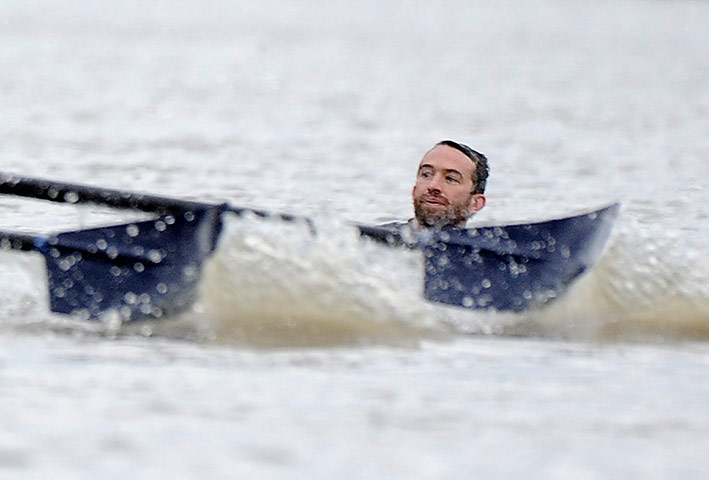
[423,203,620,311]
[39,206,225,321]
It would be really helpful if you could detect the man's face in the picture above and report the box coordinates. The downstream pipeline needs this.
[412,145,485,229]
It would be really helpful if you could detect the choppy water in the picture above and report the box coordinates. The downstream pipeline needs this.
[1,0,708,478]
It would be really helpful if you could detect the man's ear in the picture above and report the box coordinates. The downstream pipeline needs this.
[468,194,486,214]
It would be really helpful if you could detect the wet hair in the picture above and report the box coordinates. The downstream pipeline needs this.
[436,140,489,194]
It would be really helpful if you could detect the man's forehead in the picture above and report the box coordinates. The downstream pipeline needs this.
[419,145,476,174]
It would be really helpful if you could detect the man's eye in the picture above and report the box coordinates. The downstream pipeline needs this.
[446,176,460,183]
[420,171,432,178]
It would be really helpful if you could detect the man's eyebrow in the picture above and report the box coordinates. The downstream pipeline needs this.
[418,164,464,177]
[443,169,464,178]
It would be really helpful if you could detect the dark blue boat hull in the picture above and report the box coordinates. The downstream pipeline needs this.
[39,206,225,321]
[421,204,618,311]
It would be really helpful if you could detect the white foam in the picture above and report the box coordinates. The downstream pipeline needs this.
[530,215,709,341]
[199,213,447,347]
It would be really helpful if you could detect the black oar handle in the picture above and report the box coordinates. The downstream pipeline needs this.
[0,172,214,214]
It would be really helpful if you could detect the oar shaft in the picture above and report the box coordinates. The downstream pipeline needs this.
[0,173,213,214]
[0,172,398,244]
[0,231,41,252]
[225,206,398,242]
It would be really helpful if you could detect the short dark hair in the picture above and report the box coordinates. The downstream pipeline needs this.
[436,140,489,194]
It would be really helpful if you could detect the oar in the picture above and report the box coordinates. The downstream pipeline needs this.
[0,172,619,320]
[0,172,397,320]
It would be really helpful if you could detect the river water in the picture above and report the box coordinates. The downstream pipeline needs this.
[1,0,708,478]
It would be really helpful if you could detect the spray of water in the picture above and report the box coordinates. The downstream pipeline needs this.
[199,212,709,346]
[533,216,709,341]
[199,213,447,347]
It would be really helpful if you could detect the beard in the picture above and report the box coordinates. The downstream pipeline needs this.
[413,194,471,229]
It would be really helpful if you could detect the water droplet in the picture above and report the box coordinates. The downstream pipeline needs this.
[148,250,163,263]
[126,224,140,237]
[481,279,492,289]
[183,266,197,279]
[156,283,168,294]
[154,220,167,232]
[184,211,195,222]
[64,191,79,203]
[477,295,492,307]
[106,246,119,259]
[96,239,108,250]
[72,309,91,321]
[124,292,138,304]
[133,262,145,273]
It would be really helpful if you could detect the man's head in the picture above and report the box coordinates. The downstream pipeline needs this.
[412,140,488,229]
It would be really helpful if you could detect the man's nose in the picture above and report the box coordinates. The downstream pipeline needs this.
[428,174,444,191]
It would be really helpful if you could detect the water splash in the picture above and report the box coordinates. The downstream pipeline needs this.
[529,215,709,341]
[199,213,446,347]
[199,211,709,345]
